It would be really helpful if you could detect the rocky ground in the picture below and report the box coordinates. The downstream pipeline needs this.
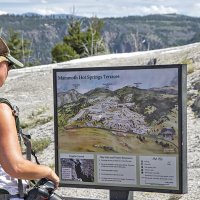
[1,42,200,199]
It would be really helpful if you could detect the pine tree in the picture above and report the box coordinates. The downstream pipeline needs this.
[7,30,32,67]
[83,17,106,56]
[63,20,86,56]
[51,17,107,63]
[51,42,79,62]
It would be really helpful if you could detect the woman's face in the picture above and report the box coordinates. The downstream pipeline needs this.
[0,61,10,87]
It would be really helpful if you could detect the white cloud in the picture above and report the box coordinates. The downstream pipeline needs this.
[83,4,178,18]
[186,3,200,17]
[0,10,8,15]
[41,0,48,3]
[0,0,30,2]
[0,0,198,17]
[35,7,66,15]
[140,5,178,15]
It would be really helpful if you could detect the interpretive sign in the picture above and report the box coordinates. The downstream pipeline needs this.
[53,64,187,194]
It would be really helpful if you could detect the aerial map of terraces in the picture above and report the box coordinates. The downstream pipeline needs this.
[55,67,179,155]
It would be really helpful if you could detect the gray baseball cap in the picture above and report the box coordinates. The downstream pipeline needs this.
[0,37,24,68]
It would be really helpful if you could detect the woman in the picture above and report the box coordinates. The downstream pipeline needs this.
[0,37,59,199]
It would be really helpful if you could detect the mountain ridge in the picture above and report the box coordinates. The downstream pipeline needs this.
[1,13,200,65]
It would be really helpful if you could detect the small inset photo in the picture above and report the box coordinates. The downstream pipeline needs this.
[60,157,94,182]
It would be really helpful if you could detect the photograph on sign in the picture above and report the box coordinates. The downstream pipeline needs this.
[53,65,187,193]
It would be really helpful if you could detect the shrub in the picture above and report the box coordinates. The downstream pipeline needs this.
[20,116,53,129]
[20,106,53,129]
[181,58,195,74]
[31,137,51,153]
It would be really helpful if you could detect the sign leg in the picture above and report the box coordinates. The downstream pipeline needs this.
[128,191,134,200]
[110,190,133,200]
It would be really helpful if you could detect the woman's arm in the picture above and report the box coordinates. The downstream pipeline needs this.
[0,103,59,188]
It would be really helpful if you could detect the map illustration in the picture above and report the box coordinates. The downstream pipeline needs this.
[56,68,179,155]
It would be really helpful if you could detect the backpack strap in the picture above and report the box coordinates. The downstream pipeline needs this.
[0,98,29,198]
[0,98,32,158]
[0,99,40,163]
[0,98,20,132]
[0,98,41,197]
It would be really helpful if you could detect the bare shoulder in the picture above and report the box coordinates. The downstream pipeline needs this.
[0,102,13,118]
[0,102,16,136]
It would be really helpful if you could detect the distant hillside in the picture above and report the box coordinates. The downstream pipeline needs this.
[0,13,200,65]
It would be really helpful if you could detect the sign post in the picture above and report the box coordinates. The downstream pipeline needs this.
[53,64,187,198]
[110,190,133,200]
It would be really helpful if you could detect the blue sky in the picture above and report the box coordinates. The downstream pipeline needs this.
[0,0,199,18]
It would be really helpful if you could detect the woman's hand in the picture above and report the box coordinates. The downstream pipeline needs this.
[46,168,60,189]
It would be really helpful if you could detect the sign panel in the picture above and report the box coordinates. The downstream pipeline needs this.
[53,65,187,193]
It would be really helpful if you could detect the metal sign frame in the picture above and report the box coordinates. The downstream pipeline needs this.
[53,64,187,194]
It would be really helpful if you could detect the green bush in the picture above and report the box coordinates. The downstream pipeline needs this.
[21,106,52,129]
[28,106,48,119]
[51,43,79,62]
[21,116,53,129]
[181,58,195,74]
[31,137,51,153]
